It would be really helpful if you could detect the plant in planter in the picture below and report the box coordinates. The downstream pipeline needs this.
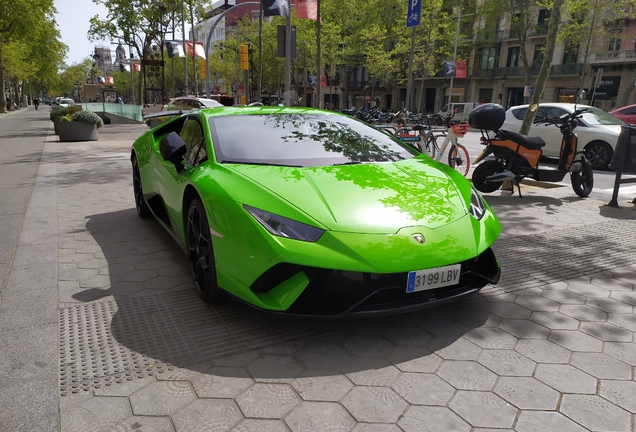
[57,110,104,142]
[50,106,82,135]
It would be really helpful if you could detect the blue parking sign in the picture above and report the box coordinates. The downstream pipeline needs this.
[407,0,422,27]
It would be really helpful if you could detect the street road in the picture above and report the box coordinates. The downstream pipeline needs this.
[0,108,49,304]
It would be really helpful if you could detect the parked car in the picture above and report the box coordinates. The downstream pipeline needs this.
[502,103,623,169]
[609,104,636,125]
[131,106,502,316]
[161,96,224,111]
[58,98,75,108]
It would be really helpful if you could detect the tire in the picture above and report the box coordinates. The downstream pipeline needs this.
[448,144,470,176]
[571,159,594,197]
[472,160,504,193]
[186,198,223,302]
[584,141,613,170]
[132,155,152,218]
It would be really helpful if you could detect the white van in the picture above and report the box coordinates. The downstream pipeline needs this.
[438,102,481,123]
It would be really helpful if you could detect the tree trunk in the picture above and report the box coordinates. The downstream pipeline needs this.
[519,0,564,135]
[0,36,6,113]
[615,69,636,108]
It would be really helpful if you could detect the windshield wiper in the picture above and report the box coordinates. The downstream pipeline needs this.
[333,161,363,166]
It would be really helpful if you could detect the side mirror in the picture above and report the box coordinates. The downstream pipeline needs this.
[159,132,187,170]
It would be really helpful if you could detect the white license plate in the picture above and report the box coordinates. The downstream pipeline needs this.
[406,264,461,293]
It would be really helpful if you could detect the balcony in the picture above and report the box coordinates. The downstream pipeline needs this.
[589,50,636,64]
[550,63,584,75]
[472,65,540,79]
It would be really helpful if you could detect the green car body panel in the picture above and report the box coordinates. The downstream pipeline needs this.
[132,106,501,316]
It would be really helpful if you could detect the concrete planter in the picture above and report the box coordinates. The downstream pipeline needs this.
[57,121,99,142]
[53,120,60,135]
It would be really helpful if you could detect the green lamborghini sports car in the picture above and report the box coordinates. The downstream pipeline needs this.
[131,106,501,317]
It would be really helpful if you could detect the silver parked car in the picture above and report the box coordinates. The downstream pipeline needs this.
[502,103,623,169]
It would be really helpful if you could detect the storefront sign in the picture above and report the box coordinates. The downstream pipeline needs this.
[593,76,621,100]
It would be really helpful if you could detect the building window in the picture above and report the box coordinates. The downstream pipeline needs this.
[533,44,545,64]
[507,47,520,67]
[556,87,578,103]
[607,33,621,51]
[562,45,579,64]
[477,46,500,70]
[538,9,551,26]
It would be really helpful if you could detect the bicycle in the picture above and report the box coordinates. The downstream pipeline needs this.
[422,113,471,177]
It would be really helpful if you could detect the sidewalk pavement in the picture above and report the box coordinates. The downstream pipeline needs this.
[2,121,636,431]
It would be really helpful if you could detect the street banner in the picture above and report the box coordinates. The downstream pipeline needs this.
[261,0,290,17]
[524,86,533,97]
[238,84,245,93]
[105,76,114,84]
[165,41,185,58]
[119,63,130,72]
[456,60,466,78]
[296,0,317,21]
[97,76,106,84]
[443,60,455,77]
[407,0,421,28]
[133,63,141,72]
[320,75,327,87]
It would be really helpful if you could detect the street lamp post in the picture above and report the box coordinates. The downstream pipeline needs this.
[500,75,507,107]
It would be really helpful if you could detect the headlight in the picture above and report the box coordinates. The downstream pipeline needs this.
[244,205,324,242]
[469,187,486,220]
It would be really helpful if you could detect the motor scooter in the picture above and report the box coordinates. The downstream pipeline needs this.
[469,102,594,198]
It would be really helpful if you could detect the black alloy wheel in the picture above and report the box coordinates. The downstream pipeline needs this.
[585,141,612,170]
[186,198,223,302]
[132,156,152,218]
[471,160,504,193]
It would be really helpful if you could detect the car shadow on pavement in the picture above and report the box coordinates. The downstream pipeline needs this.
[60,207,491,392]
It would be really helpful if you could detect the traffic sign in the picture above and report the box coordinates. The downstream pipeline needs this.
[407,0,422,28]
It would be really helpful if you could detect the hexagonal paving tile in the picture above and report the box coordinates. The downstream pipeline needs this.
[284,401,355,432]
[586,297,633,314]
[382,325,432,347]
[191,366,254,398]
[386,346,442,373]
[111,416,175,432]
[579,321,632,342]
[484,302,532,320]
[61,396,133,432]
[603,342,636,366]
[449,391,518,429]
[549,330,603,352]
[463,327,517,350]
[246,355,305,383]
[232,419,289,431]
[565,280,609,297]
[607,313,636,332]
[560,394,631,432]
[478,349,536,376]
[514,339,571,364]
[534,364,597,394]
[427,337,482,361]
[514,411,587,432]
[130,381,197,416]
[514,295,560,312]
[599,380,636,413]
[529,311,580,330]
[350,423,402,432]
[418,316,471,337]
[342,329,395,358]
[559,304,607,322]
[398,406,470,432]
[436,360,497,391]
[171,399,243,431]
[236,383,300,419]
[571,352,632,380]
[341,387,407,423]
[498,319,550,339]
[391,372,455,405]
[341,357,400,386]
[494,377,559,410]
[291,370,353,402]
[296,343,353,370]
[541,289,586,305]
[609,290,636,306]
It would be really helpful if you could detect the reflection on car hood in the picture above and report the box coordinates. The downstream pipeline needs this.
[230,157,468,234]
[582,124,621,135]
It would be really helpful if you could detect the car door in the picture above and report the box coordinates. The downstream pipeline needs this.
[529,107,566,157]
[155,116,208,228]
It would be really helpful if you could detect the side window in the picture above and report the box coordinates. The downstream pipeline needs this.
[545,107,567,119]
[453,104,465,113]
[179,118,208,167]
[512,108,527,120]
[623,106,636,115]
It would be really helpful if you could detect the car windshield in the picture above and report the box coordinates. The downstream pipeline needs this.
[209,113,418,167]
[579,107,624,126]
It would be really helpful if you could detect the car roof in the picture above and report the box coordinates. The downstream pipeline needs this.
[610,104,636,113]
[169,97,223,107]
[508,103,594,111]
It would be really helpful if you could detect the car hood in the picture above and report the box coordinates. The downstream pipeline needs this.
[228,157,468,234]
[581,123,621,135]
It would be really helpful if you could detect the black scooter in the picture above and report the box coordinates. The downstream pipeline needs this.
[469,102,594,198]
